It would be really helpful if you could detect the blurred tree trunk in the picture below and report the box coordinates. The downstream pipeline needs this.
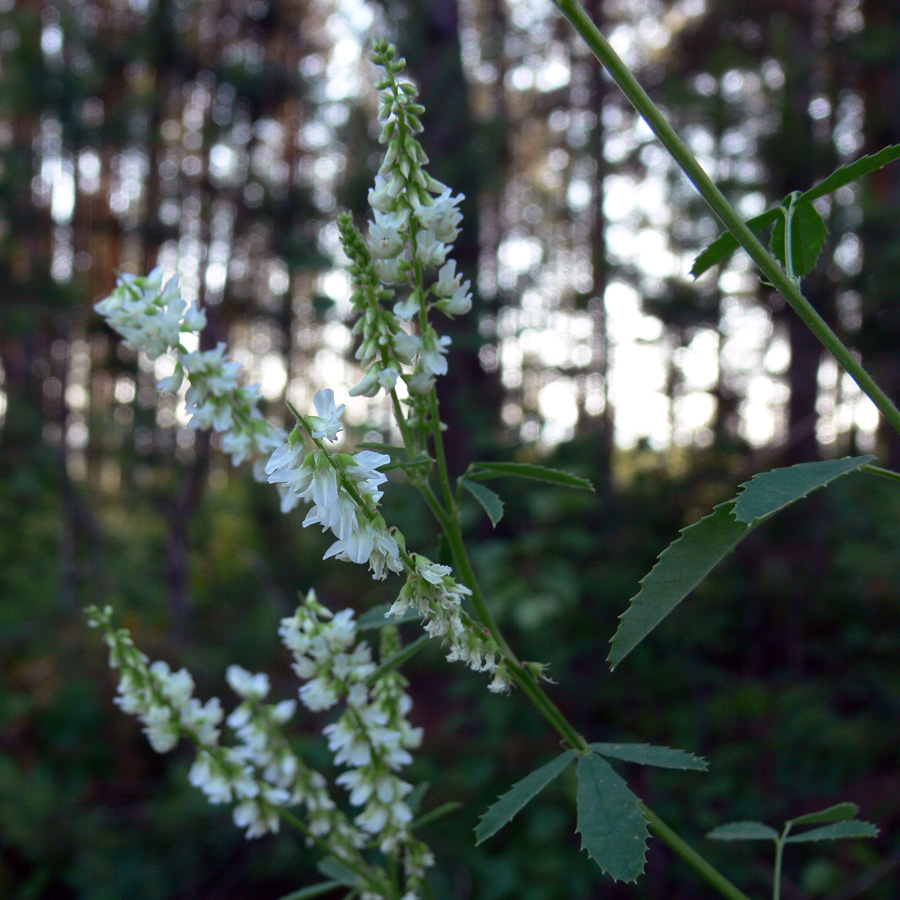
[857,0,900,468]
[390,0,504,476]
[773,3,826,464]
[580,0,614,478]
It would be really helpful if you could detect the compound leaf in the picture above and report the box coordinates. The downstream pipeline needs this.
[800,143,900,204]
[609,457,873,670]
[590,743,707,771]
[608,501,748,670]
[691,144,900,278]
[460,479,504,527]
[476,750,577,844]
[785,821,879,843]
[707,822,780,841]
[733,456,874,524]
[770,199,828,276]
[467,462,594,492]
[576,753,648,882]
[787,802,859,828]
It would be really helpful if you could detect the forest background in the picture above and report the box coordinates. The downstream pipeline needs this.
[1,0,899,898]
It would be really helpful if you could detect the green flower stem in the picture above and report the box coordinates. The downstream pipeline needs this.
[427,389,457,512]
[638,804,755,900]
[277,807,388,896]
[552,0,900,440]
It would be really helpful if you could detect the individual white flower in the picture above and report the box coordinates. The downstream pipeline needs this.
[420,330,452,376]
[405,365,435,395]
[393,294,421,321]
[433,260,460,298]
[439,281,473,317]
[226,665,270,700]
[413,228,448,268]
[307,389,345,442]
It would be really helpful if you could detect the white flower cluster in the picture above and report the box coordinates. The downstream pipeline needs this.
[339,39,473,403]
[280,593,433,893]
[95,267,206,361]
[265,390,403,580]
[86,605,359,848]
[389,555,512,693]
[95,267,284,470]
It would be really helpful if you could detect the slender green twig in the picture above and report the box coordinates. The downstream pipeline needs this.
[772,823,791,900]
[639,805,754,900]
[861,464,900,484]
[551,0,900,440]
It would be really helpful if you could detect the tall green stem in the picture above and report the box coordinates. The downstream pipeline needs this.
[552,0,900,439]
[639,805,754,900]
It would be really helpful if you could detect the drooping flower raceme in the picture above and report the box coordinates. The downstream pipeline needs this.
[95,268,285,471]
[86,605,349,843]
[388,555,512,693]
[88,600,433,899]
[264,395,403,580]
[280,592,433,894]
[339,40,474,408]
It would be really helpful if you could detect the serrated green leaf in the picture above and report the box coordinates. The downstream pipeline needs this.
[460,478,504,526]
[707,822,780,841]
[690,208,781,277]
[467,462,595,492]
[575,753,648,883]
[733,456,874,524]
[800,143,900,204]
[785,821,879,843]
[770,198,828,276]
[608,501,749,670]
[691,145,900,279]
[609,456,874,669]
[475,750,577,844]
[356,603,420,629]
[590,743,708,771]
[316,857,357,886]
[274,880,344,900]
[787,802,859,828]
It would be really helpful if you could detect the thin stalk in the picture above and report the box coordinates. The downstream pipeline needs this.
[552,0,900,440]
[772,824,792,900]
[861,464,900,484]
[427,389,456,511]
[639,804,754,900]
[277,808,387,895]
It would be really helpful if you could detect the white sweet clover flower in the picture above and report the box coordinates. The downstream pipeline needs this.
[388,556,512,693]
[85,605,368,854]
[280,594,432,888]
[332,40,473,412]
[94,267,205,361]
[265,407,404,580]
[95,269,285,473]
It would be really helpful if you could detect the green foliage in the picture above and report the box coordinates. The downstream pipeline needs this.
[769,195,829,278]
[690,143,900,277]
[475,750,577,844]
[575,753,648,883]
[609,457,875,669]
[708,822,781,841]
[460,479,505,527]
[589,743,708,771]
[465,462,595,492]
